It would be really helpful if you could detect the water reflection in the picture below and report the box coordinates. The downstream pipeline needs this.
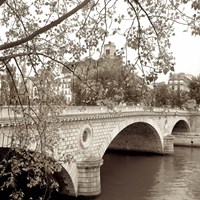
[98,147,200,200]
[55,147,200,200]
[98,153,163,200]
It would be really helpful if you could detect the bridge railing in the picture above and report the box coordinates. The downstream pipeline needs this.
[0,105,145,119]
[51,106,194,115]
[61,105,145,115]
[0,105,193,120]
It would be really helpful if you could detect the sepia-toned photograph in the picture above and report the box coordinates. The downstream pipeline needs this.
[0,0,200,199]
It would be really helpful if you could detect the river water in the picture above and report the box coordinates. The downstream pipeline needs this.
[97,147,200,200]
[58,147,200,200]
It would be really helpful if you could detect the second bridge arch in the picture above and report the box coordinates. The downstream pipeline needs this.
[108,122,163,154]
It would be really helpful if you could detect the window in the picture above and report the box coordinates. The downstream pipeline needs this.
[106,49,110,55]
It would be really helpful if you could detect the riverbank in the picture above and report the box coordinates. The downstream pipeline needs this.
[174,135,200,147]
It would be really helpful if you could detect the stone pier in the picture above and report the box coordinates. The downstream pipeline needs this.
[77,157,103,197]
[163,135,174,154]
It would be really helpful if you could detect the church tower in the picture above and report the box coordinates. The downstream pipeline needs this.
[103,42,116,59]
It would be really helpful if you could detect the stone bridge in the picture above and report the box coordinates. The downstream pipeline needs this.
[0,106,200,197]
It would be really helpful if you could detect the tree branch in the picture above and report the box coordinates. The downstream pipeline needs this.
[0,52,31,61]
[0,0,90,50]
[0,0,6,7]
[133,0,159,37]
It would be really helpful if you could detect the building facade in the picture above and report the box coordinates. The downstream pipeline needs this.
[56,74,72,104]
[168,73,192,92]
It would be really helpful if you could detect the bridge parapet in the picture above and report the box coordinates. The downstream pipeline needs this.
[0,105,193,119]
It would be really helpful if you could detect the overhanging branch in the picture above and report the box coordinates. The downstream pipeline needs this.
[0,0,90,50]
[0,0,6,7]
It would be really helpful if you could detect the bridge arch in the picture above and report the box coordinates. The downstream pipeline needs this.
[54,165,76,196]
[103,121,163,155]
[171,119,190,136]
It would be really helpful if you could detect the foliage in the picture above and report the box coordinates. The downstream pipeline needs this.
[184,99,197,110]
[72,57,123,105]
[72,57,146,106]
[188,75,200,104]
[0,148,60,200]
[168,88,190,108]
[153,82,170,107]
[0,65,18,105]
[143,82,192,108]
[122,72,147,105]
[0,65,68,199]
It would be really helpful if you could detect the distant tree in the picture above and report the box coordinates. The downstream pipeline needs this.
[72,57,125,105]
[72,57,147,106]
[168,89,190,108]
[0,65,18,105]
[184,99,197,110]
[188,75,200,105]
[0,74,9,105]
[154,82,170,107]
[122,72,147,105]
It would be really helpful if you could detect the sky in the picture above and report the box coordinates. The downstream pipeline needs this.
[108,28,200,83]
[155,27,200,82]
[171,29,200,76]
[105,1,200,82]
[104,19,200,83]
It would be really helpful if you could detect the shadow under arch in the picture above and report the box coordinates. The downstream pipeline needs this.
[53,166,76,196]
[171,120,190,135]
[108,122,163,154]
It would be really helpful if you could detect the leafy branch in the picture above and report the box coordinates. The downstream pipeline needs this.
[0,0,90,50]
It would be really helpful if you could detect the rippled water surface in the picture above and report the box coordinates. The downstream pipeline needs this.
[96,147,200,200]
[57,147,200,200]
